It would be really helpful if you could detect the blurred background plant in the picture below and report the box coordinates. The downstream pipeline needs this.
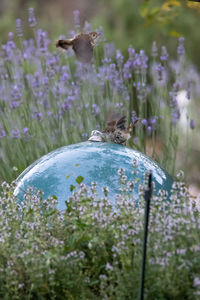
[1,0,200,67]
[0,0,199,194]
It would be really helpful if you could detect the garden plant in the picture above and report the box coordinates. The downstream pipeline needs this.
[0,169,200,299]
[0,8,200,300]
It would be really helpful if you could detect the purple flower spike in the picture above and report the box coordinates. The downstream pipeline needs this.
[92,104,100,116]
[8,32,16,49]
[37,29,49,53]
[116,50,124,68]
[147,126,152,135]
[104,43,115,59]
[1,44,13,61]
[177,37,185,56]
[28,8,37,27]
[11,85,22,100]
[23,127,30,141]
[73,10,80,28]
[16,19,23,37]
[0,128,6,138]
[190,119,195,129]
[131,111,138,123]
[83,21,92,34]
[11,129,20,139]
[141,119,148,126]
[10,101,20,109]
[36,112,43,121]
[23,127,29,134]
[156,64,164,81]
[160,46,168,62]
[171,108,180,124]
[82,133,88,140]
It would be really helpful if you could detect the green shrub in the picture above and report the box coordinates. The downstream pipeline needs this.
[0,172,199,299]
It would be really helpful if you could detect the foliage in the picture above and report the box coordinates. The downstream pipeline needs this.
[0,6,199,300]
[0,9,199,183]
[0,170,199,299]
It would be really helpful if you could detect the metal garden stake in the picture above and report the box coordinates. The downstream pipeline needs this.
[138,172,152,300]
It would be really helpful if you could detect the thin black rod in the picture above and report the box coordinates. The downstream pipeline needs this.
[138,172,152,300]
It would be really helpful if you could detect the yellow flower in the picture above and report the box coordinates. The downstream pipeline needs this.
[162,0,181,11]
[187,1,200,13]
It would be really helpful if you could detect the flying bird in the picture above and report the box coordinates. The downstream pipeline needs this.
[56,32,99,63]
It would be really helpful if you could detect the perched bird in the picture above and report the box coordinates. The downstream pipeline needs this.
[103,116,134,145]
[56,32,99,63]
[88,116,138,145]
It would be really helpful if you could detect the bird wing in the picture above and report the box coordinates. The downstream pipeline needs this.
[116,116,126,130]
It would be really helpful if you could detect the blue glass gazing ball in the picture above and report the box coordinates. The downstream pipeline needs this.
[14,142,173,210]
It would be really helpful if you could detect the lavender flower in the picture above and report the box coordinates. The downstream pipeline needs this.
[190,119,195,129]
[10,101,20,109]
[160,46,168,62]
[104,43,115,59]
[1,44,13,61]
[92,104,100,116]
[193,277,200,287]
[37,29,49,53]
[156,64,165,81]
[82,133,88,140]
[11,85,22,100]
[83,21,92,33]
[35,112,43,121]
[11,128,20,139]
[28,8,37,27]
[73,10,80,28]
[141,119,148,126]
[7,32,16,49]
[131,111,138,123]
[116,50,124,68]
[177,37,185,56]
[23,127,30,140]
[0,128,6,138]
[123,60,132,79]
[147,125,152,135]
[16,19,23,37]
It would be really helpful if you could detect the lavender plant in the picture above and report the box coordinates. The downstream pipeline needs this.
[0,9,199,183]
[0,171,199,299]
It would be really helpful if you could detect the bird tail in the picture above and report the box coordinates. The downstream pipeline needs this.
[56,39,73,50]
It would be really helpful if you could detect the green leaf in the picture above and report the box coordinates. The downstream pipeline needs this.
[76,219,87,230]
[66,200,72,213]
[169,30,182,37]
[76,176,84,184]
[70,185,75,192]
[45,210,56,217]
[75,164,80,167]
[140,1,150,17]
[26,208,33,215]
[89,280,99,286]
